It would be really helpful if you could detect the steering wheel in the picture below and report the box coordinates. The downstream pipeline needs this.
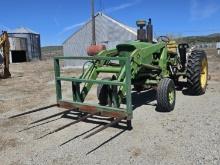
[157,36,170,43]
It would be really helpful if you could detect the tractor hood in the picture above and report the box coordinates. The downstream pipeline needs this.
[116,41,153,52]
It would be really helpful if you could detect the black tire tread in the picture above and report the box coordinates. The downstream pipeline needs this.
[97,77,111,105]
[186,50,208,95]
[157,78,176,112]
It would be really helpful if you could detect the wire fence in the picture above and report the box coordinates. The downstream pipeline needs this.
[194,42,220,49]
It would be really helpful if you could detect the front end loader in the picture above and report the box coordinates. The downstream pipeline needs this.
[53,19,208,130]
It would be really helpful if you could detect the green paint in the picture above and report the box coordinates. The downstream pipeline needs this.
[54,59,62,101]
[96,66,121,73]
[53,39,184,120]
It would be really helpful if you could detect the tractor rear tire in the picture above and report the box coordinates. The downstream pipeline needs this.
[186,50,208,95]
[97,78,111,106]
[157,78,176,112]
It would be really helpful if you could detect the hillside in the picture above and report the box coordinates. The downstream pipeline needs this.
[177,33,220,44]
[41,46,63,60]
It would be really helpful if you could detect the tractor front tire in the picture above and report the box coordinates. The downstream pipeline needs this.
[186,50,208,95]
[157,78,176,112]
[97,78,111,106]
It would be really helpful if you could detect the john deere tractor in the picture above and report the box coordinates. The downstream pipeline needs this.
[54,19,208,129]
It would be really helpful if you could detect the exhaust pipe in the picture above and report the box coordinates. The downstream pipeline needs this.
[136,20,147,42]
[147,18,153,43]
[136,18,153,43]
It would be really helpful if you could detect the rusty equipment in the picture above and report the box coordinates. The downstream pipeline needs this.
[0,31,11,79]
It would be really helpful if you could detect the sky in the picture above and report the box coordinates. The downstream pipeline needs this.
[0,0,220,46]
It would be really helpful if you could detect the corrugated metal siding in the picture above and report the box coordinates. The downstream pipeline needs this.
[8,33,41,61]
[9,37,27,51]
[63,13,137,67]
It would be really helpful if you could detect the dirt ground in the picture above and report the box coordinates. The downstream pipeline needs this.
[0,49,220,165]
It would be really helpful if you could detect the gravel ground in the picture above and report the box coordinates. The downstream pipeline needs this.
[0,49,220,165]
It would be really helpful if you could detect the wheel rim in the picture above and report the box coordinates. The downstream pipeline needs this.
[200,58,208,89]
[168,90,175,105]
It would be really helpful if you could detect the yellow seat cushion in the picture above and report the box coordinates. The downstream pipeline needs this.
[167,41,177,54]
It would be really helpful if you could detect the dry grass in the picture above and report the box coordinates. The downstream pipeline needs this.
[1,60,59,113]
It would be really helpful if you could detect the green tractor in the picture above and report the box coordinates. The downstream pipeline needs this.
[54,19,208,130]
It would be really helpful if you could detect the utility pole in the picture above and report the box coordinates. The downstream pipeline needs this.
[91,0,96,45]
[87,0,106,56]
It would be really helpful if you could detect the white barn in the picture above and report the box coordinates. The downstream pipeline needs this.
[63,12,137,67]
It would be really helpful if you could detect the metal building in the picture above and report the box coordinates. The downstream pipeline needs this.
[63,12,137,67]
[217,42,220,55]
[217,42,220,49]
[8,27,41,63]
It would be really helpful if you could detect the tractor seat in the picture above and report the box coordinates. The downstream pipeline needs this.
[167,41,177,54]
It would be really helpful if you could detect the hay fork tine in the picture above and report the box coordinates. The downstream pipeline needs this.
[83,117,125,139]
[8,104,58,119]
[29,109,74,125]
[37,112,98,139]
